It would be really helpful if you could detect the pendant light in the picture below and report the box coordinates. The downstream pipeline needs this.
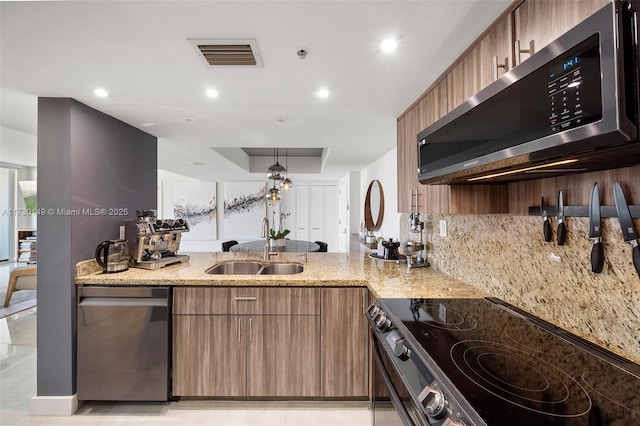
[267,148,286,180]
[280,148,293,190]
[267,177,281,201]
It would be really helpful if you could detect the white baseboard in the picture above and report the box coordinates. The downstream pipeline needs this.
[30,394,78,416]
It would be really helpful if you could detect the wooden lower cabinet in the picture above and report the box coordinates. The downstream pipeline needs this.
[320,287,369,397]
[173,313,320,397]
[172,286,369,399]
[247,315,320,397]
[173,315,245,396]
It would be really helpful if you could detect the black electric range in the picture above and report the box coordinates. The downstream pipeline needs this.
[367,297,640,426]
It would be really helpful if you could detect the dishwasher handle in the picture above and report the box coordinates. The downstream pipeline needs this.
[78,286,169,299]
[78,297,168,307]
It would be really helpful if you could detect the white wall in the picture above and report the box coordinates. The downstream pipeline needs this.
[359,147,400,241]
[0,126,37,167]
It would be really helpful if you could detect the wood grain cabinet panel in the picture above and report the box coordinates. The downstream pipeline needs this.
[397,107,421,213]
[397,80,450,214]
[479,12,513,86]
[247,315,320,397]
[173,286,322,398]
[320,287,369,397]
[233,287,319,315]
[173,315,245,397]
[514,0,609,66]
[174,287,319,315]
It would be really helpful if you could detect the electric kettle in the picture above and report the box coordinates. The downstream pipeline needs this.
[95,239,129,273]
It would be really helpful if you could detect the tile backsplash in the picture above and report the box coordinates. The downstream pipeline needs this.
[400,213,640,364]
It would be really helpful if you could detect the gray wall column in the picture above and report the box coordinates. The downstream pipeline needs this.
[37,98,157,396]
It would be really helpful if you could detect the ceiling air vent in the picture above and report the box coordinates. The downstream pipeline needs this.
[188,39,263,67]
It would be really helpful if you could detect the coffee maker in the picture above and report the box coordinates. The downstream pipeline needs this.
[125,210,190,269]
[95,239,129,273]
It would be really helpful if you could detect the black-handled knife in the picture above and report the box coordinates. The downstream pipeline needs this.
[613,181,640,279]
[541,197,551,242]
[557,190,567,246]
[588,183,604,273]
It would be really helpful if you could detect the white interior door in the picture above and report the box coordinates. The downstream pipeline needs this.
[337,178,348,253]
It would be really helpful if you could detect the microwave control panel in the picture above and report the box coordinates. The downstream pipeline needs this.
[548,34,602,133]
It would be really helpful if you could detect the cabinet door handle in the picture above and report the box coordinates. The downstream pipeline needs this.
[410,190,422,212]
[234,296,257,301]
[249,318,253,343]
[362,289,366,314]
[238,318,242,342]
[492,56,508,80]
[514,39,534,66]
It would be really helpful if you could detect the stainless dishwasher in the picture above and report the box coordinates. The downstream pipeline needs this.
[77,286,170,401]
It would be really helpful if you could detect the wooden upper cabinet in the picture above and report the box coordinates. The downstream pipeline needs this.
[514,0,610,66]
[397,106,421,213]
[397,80,450,214]
[479,12,513,86]
[448,12,512,111]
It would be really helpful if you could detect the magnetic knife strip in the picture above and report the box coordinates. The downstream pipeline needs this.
[528,205,640,218]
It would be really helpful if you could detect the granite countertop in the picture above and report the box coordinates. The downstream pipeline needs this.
[76,252,486,299]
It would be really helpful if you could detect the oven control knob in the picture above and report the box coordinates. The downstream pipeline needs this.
[392,339,411,360]
[374,312,392,331]
[367,305,381,319]
[420,386,447,419]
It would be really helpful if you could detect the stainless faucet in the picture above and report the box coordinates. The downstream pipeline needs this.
[261,217,277,261]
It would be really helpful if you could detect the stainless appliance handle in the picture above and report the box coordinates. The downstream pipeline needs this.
[373,341,416,426]
[78,297,168,307]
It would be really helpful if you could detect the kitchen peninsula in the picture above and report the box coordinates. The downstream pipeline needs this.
[75,252,484,400]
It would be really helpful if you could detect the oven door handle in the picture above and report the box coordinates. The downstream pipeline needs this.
[373,341,416,426]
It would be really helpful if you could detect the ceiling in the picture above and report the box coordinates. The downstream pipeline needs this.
[0,0,512,182]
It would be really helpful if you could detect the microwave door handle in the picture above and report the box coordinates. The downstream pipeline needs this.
[373,342,417,426]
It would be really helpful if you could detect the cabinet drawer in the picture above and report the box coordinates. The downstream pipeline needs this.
[173,287,320,315]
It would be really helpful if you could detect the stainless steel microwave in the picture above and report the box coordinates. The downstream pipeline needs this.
[418,0,639,184]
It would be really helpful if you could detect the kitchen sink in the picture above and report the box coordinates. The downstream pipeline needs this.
[258,263,304,275]
[205,261,304,275]
[205,261,264,275]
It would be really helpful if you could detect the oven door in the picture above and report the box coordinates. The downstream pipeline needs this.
[371,335,427,426]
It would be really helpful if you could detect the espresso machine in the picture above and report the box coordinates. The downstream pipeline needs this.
[125,210,190,269]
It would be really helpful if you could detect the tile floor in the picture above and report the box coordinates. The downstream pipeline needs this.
[0,307,371,426]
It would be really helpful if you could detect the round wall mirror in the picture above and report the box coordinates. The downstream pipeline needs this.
[364,180,384,231]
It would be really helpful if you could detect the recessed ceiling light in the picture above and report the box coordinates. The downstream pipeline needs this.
[275,116,288,123]
[316,88,332,99]
[206,88,219,98]
[380,37,402,53]
[93,88,109,97]
[180,116,196,123]
[141,122,156,127]
[189,161,205,166]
